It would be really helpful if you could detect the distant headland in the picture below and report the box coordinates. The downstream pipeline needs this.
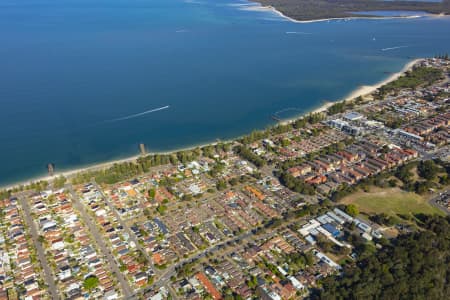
[251,0,450,22]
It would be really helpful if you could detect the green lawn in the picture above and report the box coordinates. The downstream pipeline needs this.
[341,188,444,216]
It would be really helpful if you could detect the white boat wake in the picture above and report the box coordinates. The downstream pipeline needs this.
[286,31,312,35]
[381,45,409,51]
[105,105,170,123]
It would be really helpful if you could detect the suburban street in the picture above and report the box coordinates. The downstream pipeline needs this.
[140,223,281,297]
[91,181,158,273]
[18,194,60,300]
[90,181,171,298]
[66,185,135,298]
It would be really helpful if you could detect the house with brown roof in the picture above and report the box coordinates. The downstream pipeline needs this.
[288,165,311,178]
[195,272,223,300]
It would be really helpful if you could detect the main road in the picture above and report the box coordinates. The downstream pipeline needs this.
[141,228,276,296]
[18,194,60,300]
[66,185,135,298]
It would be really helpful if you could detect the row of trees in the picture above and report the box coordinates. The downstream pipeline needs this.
[64,111,327,186]
[239,112,326,146]
[435,53,450,60]
[0,175,67,200]
[2,104,330,194]
[327,100,348,115]
[71,143,232,185]
[379,66,444,96]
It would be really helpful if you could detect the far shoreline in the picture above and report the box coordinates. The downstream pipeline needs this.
[0,57,422,191]
[241,0,450,23]
[241,3,428,23]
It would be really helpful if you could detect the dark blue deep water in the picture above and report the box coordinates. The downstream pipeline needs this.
[1,0,450,186]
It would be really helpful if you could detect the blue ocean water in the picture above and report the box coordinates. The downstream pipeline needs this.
[1,0,450,186]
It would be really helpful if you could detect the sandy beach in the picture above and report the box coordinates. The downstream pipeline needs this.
[345,60,420,99]
[312,58,421,113]
[0,154,140,191]
[1,58,422,191]
[278,58,420,125]
[241,4,423,23]
[0,139,233,191]
[0,3,426,192]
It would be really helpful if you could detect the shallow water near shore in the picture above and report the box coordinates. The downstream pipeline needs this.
[1,0,450,186]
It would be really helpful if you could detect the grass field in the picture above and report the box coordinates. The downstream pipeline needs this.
[340,187,444,216]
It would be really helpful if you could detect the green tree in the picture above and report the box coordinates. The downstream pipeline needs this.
[156,205,167,215]
[83,275,99,291]
[53,175,67,189]
[319,215,450,300]
[345,204,359,217]
[216,180,227,191]
[418,160,438,180]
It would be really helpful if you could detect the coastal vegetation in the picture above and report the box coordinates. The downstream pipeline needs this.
[238,112,326,146]
[327,100,348,115]
[255,0,450,21]
[0,59,445,194]
[70,144,230,185]
[52,175,67,189]
[317,215,450,300]
[60,111,326,186]
[378,66,444,96]
[0,180,50,196]
[0,99,344,194]
[0,0,449,295]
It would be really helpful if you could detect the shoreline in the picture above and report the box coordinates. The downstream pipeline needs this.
[269,7,423,24]
[0,139,235,191]
[241,3,426,23]
[278,58,421,125]
[0,2,426,191]
[0,58,421,191]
